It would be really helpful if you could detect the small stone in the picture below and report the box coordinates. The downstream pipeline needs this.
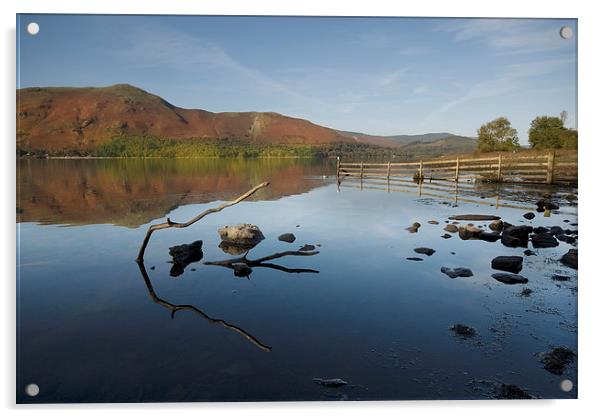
[560,249,578,269]
[428,220,439,225]
[458,224,482,240]
[531,232,559,248]
[523,212,536,220]
[441,233,452,239]
[479,232,501,242]
[444,224,459,233]
[299,244,316,252]
[448,214,501,221]
[232,263,253,277]
[489,219,504,231]
[524,249,536,256]
[497,384,533,399]
[551,274,571,282]
[556,234,576,244]
[406,222,421,233]
[218,224,265,245]
[441,267,473,278]
[521,288,533,296]
[541,347,576,375]
[278,233,296,243]
[414,247,435,256]
[406,257,423,261]
[450,324,477,337]
[312,378,348,388]
[491,256,523,273]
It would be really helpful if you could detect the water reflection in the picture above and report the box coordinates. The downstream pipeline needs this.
[17,158,333,227]
[204,249,320,277]
[136,260,272,352]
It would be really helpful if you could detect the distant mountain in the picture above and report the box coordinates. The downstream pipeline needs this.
[16,84,477,156]
[397,135,478,159]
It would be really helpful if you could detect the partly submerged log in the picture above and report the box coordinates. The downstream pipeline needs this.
[204,250,320,276]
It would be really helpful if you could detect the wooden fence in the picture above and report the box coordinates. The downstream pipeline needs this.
[336,150,577,186]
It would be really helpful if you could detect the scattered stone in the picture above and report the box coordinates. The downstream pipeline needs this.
[441,233,452,239]
[560,249,578,269]
[218,224,265,246]
[278,233,296,243]
[150,266,155,270]
[521,288,533,297]
[551,274,571,282]
[491,256,523,273]
[523,212,536,220]
[168,240,204,277]
[566,194,577,201]
[531,232,559,248]
[406,222,421,233]
[492,273,528,285]
[479,232,501,242]
[232,262,253,277]
[524,249,536,256]
[556,234,576,245]
[497,384,533,400]
[428,220,439,225]
[406,257,423,261]
[449,214,501,221]
[299,244,316,252]
[549,226,565,236]
[441,267,473,278]
[450,324,477,337]
[458,224,483,240]
[296,224,300,227]
[312,378,348,388]
[533,226,549,234]
[541,347,576,375]
[489,219,504,231]
[444,224,459,233]
[414,247,436,256]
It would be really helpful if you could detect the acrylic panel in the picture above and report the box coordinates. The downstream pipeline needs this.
[16,14,578,403]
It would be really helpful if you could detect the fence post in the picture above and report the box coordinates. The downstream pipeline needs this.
[497,153,502,182]
[360,161,364,190]
[419,160,423,181]
[546,151,556,184]
[336,156,340,185]
[387,161,391,181]
[455,156,460,182]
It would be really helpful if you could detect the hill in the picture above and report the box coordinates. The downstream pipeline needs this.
[16,84,477,157]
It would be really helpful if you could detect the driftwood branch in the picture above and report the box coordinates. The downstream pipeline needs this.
[136,182,270,261]
[136,260,272,352]
[204,250,320,275]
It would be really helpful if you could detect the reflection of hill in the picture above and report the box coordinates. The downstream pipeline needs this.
[17,158,332,227]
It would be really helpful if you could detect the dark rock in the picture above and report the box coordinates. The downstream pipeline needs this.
[497,384,533,400]
[549,226,566,236]
[560,249,578,269]
[520,288,533,296]
[551,274,571,282]
[533,226,549,234]
[536,199,560,212]
[168,240,203,277]
[428,220,439,225]
[450,323,477,337]
[441,233,452,239]
[312,378,348,388]
[299,244,316,252]
[479,232,501,242]
[232,262,253,277]
[150,266,155,270]
[414,247,436,256]
[501,225,533,248]
[531,232,559,248]
[523,212,536,220]
[278,233,296,243]
[458,224,483,240]
[523,249,536,256]
[444,224,459,233]
[491,256,523,273]
[441,267,473,278]
[564,228,578,236]
[541,347,576,375]
[489,219,504,231]
[492,272,528,284]
[566,194,577,201]
[556,234,576,244]
[218,224,265,245]
[406,222,421,233]
[449,214,501,221]
[406,257,423,261]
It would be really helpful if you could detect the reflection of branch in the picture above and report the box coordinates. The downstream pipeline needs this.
[136,260,272,352]
[136,182,270,262]
[204,250,320,274]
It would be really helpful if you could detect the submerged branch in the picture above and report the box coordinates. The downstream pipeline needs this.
[204,250,320,275]
[136,182,270,261]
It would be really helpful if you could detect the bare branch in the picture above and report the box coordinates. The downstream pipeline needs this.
[136,182,270,261]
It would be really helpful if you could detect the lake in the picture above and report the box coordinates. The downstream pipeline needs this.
[16,158,578,402]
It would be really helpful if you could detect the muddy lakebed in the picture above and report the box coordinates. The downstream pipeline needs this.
[17,159,577,402]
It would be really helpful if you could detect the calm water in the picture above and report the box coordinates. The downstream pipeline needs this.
[17,158,578,403]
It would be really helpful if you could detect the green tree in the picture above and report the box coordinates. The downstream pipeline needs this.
[477,117,520,152]
[528,115,577,149]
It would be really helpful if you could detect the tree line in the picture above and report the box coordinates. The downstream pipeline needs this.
[476,112,577,152]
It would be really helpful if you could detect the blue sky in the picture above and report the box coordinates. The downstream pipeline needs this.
[17,15,577,143]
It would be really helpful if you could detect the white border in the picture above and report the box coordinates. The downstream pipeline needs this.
[2,1,600,417]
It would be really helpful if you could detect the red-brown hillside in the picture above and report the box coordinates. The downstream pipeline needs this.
[17,84,371,152]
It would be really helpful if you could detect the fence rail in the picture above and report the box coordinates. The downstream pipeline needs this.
[336,150,577,186]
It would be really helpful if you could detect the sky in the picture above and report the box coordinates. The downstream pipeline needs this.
[17,15,577,143]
